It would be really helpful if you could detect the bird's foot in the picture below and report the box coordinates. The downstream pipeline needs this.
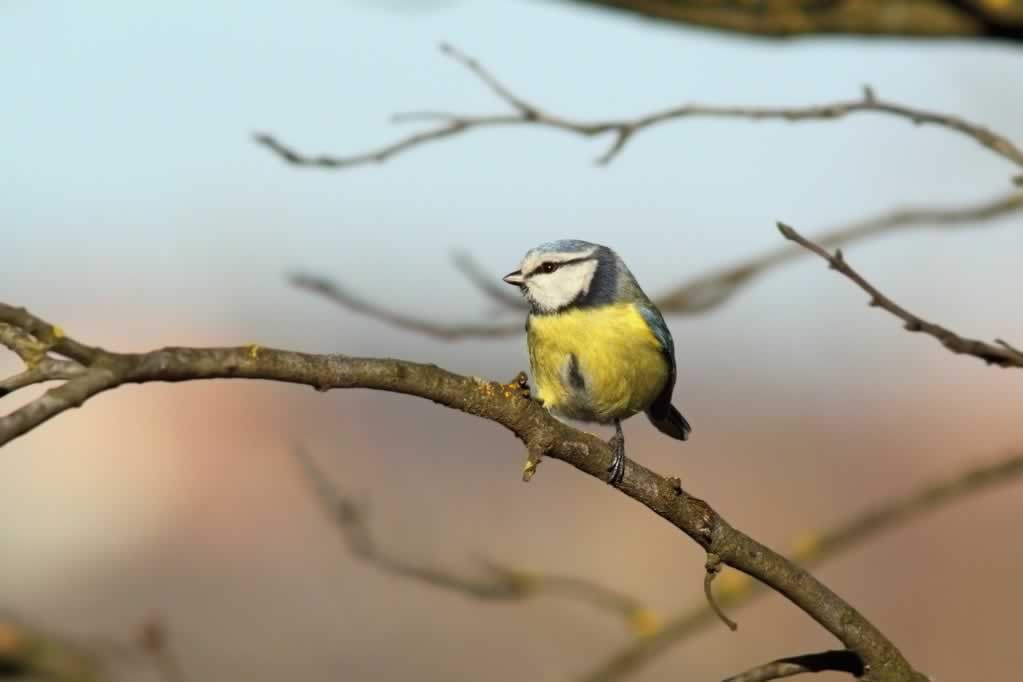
[511,371,543,404]
[607,423,625,486]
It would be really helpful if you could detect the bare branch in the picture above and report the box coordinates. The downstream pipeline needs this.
[292,191,1023,339]
[778,222,1023,368]
[0,616,101,682]
[656,190,1023,314]
[0,310,98,366]
[577,451,1023,682]
[561,0,1023,42]
[0,322,49,365]
[289,272,523,340]
[997,337,1023,356]
[256,46,1023,182]
[437,43,543,118]
[294,446,652,630]
[0,302,925,682]
[0,358,88,397]
[452,251,526,312]
[0,323,91,398]
[723,649,864,682]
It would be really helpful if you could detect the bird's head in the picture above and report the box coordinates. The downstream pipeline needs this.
[503,239,622,314]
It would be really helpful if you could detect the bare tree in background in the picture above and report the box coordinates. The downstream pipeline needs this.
[3,35,1023,682]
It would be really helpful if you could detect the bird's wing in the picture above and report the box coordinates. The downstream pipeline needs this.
[638,303,690,440]
[637,303,676,389]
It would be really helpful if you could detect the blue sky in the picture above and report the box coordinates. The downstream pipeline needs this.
[5,1,1021,340]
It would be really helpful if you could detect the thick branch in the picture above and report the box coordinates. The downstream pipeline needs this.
[0,302,924,682]
[561,0,1023,41]
[295,447,654,632]
[576,451,1023,682]
[723,649,864,682]
[255,45,1023,184]
[778,222,1023,368]
[292,191,1023,340]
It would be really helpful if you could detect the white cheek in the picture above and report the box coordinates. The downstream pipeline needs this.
[525,282,559,313]
[530,280,573,312]
[528,262,597,312]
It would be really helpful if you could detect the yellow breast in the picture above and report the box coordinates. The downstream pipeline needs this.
[526,303,669,423]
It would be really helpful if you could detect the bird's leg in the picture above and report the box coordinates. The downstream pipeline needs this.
[607,419,625,486]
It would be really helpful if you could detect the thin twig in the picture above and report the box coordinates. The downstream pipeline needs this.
[575,451,1023,682]
[437,42,542,117]
[655,190,1023,314]
[723,649,864,682]
[294,446,654,631]
[255,46,1023,182]
[0,302,926,681]
[137,621,188,682]
[997,338,1023,355]
[778,222,1023,368]
[292,191,1023,339]
[289,272,523,340]
[452,251,526,312]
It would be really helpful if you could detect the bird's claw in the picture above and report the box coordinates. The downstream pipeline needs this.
[513,371,542,404]
[607,429,625,486]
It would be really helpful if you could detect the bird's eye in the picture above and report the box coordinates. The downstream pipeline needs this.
[540,262,559,274]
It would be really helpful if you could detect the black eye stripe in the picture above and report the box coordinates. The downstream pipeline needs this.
[525,256,592,279]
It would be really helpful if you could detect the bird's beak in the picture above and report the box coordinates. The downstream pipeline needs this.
[503,270,525,286]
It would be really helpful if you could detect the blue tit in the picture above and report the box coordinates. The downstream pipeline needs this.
[503,239,691,485]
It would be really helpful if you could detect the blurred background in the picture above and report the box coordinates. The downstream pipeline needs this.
[3,1,1023,680]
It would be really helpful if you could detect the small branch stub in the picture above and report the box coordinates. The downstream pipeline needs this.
[523,443,544,482]
[704,553,739,632]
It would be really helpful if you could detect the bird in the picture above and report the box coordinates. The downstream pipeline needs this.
[502,239,690,485]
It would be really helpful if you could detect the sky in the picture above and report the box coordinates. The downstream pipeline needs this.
[2,2,1023,681]
[5,0,1021,322]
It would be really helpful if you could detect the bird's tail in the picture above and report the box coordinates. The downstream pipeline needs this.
[648,405,691,441]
